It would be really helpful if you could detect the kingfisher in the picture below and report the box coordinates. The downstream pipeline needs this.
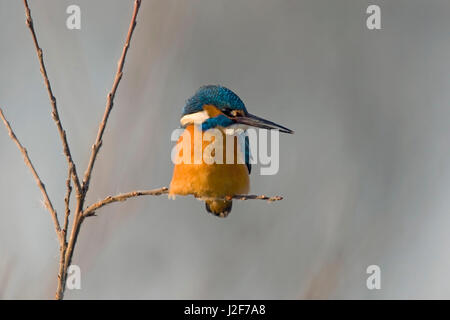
[169,85,293,217]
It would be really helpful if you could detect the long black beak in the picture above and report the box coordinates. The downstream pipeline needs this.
[234,113,294,134]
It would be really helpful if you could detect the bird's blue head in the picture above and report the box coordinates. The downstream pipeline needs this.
[180,85,293,133]
[182,85,247,117]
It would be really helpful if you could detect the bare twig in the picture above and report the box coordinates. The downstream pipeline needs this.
[22,0,82,299]
[82,188,283,217]
[0,108,62,243]
[22,0,82,197]
[228,194,283,201]
[83,187,169,217]
[82,0,142,193]
[62,167,72,237]
[55,239,67,300]
[55,167,72,298]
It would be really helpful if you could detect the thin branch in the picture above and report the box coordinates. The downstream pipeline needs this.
[56,166,71,299]
[229,194,284,201]
[83,187,168,217]
[62,166,72,238]
[22,0,82,197]
[55,239,67,300]
[82,0,141,193]
[0,108,62,243]
[82,188,283,217]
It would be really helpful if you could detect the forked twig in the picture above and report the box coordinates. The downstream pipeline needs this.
[60,0,142,300]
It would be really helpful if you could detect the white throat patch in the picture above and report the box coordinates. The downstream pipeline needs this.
[180,111,209,126]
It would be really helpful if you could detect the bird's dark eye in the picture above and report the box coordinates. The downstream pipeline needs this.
[222,107,233,116]
[222,108,243,117]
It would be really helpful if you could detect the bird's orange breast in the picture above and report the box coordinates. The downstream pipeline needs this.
[169,125,250,199]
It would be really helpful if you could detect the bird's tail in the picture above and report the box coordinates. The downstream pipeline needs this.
[205,199,233,218]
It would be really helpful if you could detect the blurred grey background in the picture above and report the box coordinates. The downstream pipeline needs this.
[1,0,450,299]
